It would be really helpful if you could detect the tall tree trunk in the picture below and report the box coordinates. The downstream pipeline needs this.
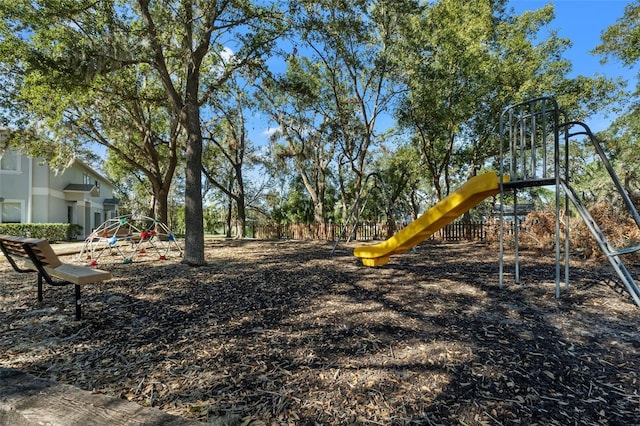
[297,162,326,227]
[235,164,247,238]
[182,99,205,265]
[410,190,420,220]
[225,195,233,238]
[235,199,246,237]
[155,186,169,227]
[313,177,325,226]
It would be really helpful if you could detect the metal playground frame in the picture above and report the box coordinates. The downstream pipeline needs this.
[498,97,640,307]
[78,214,182,265]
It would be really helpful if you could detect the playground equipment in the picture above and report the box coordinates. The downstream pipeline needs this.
[498,97,640,307]
[353,96,640,307]
[353,171,504,266]
[79,214,182,265]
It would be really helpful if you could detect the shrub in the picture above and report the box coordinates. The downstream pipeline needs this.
[506,204,640,261]
[0,223,82,242]
[519,207,566,251]
[570,203,640,260]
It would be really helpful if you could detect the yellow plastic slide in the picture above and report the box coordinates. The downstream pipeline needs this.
[354,171,506,266]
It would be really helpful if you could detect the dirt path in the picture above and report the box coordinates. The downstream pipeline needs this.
[1,240,638,425]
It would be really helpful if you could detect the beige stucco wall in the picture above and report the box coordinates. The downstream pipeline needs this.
[0,152,118,236]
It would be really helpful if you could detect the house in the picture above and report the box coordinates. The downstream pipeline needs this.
[0,149,119,239]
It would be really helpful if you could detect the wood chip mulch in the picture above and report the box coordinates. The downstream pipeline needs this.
[1,239,639,425]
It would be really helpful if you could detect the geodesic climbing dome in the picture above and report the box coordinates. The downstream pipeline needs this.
[78,214,182,265]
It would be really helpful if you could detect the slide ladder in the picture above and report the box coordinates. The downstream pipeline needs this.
[561,180,640,306]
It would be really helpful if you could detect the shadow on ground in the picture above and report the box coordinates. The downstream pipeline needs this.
[1,240,638,425]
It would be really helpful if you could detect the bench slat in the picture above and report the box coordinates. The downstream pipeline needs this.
[45,264,112,285]
[0,235,38,272]
[23,239,63,268]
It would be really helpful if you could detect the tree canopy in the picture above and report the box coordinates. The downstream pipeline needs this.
[0,0,635,258]
[0,0,285,265]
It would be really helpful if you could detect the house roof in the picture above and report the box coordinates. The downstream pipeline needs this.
[64,184,99,197]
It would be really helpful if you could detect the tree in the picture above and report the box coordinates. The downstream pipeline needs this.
[73,64,180,226]
[137,0,284,264]
[394,0,500,198]
[593,1,640,73]
[359,143,425,237]
[285,0,410,225]
[577,1,640,209]
[0,0,284,265]
[257,55,337,228]
[605,115,640,208]
[202,76,255,238]
[373,143,426,221]
[104,150,156,217]
[394,0,622,200]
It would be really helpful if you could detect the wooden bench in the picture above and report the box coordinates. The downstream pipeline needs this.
[0,235,112,320]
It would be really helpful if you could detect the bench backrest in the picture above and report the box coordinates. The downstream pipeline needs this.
[0,235,62,268]
[22,239,63,268]
[0,235,28,258]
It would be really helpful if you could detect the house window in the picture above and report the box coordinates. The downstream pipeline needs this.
[94,180,100,196]
[83,173,92,185]
[0,150,19,172]
[1,202,21,223]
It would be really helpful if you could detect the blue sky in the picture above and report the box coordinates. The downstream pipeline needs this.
[510,0,637,128]
[510,0,633,78]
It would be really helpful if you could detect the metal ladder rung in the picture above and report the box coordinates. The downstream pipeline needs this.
[608,245,640,256]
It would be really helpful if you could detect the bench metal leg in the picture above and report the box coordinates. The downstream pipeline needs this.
[37,274,43,302]
[74,285,81,320]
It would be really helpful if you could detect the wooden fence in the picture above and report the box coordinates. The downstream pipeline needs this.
[252,220,497,242]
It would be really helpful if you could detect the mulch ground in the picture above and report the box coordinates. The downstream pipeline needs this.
[1,239,639,425]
